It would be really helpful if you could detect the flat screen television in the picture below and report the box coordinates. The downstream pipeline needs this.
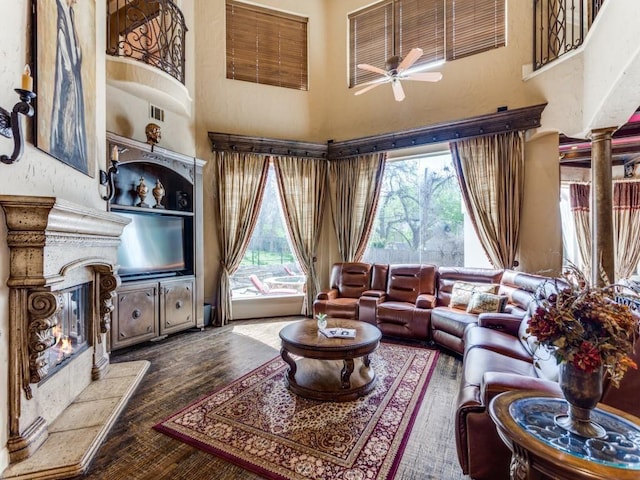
[116,211,192,279]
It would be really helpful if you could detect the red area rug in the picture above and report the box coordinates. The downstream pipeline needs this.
[154,342,439,480]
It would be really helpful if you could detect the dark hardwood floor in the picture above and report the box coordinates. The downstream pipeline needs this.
[82,317,470,479]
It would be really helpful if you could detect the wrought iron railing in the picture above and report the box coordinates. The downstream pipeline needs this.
[533,0,605,70]
[106,0,187,84]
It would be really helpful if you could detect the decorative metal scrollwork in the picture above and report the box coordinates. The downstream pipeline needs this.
[533,0,586,70]
[0,89,36,164]
[106,0,187,84]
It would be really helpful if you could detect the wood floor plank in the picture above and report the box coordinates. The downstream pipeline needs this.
[82,317,470,479]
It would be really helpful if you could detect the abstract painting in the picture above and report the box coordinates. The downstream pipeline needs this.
[35,0,96,177]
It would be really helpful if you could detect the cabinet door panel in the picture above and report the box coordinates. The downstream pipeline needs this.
[160,277,195,335]
[113,284,158,349]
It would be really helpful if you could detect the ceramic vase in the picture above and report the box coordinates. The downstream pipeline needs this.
[136,177,149,207]
[554,362,606,438]
[152,179,165,209]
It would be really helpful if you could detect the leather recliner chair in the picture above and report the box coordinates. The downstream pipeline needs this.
[359,264,437,339]
[313,262,374,319]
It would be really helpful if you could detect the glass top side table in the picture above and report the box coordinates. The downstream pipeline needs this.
[490,390,640,480]
[510,396,640,469]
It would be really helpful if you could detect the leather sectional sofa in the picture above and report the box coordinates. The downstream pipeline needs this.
[313,262,640,480]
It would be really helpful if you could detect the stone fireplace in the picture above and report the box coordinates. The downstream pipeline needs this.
[0,196,149,479]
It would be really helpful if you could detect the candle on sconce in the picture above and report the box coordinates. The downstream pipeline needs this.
[110,145,119,162]
[21,65,33,92]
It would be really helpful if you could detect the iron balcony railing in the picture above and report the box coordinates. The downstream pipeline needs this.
[534,0,605,70]
[106,0,187,84]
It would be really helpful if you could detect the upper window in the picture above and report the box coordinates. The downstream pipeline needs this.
[226,0,309,91]
[349,0,505,87]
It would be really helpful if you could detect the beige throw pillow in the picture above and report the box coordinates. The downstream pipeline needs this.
[449,282,499,310]
[466,291,508,314]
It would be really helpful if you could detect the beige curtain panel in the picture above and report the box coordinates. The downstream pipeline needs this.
[568,181,640,281]
[450,131,525,269]
[273,156,328,316]
[569,183,592,279]
[614,181,640,279]
[328,153,386,262]
[212,151,269,325]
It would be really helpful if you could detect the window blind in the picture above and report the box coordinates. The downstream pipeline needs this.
[226,1,308,91]
[349,1,394,87]
[446,0,505,60]
[349,0,504,87]
[395,0,445,64]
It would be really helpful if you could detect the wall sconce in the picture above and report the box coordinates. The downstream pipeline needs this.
[100,145,120,202]
[0,66,36,165]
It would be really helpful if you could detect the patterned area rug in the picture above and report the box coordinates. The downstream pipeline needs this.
[154,342,439,480]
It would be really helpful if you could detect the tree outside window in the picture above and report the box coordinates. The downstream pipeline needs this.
[363,154,464,265]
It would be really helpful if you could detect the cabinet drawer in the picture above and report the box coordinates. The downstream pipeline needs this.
[160,277,195,335]
[113,284,158,349]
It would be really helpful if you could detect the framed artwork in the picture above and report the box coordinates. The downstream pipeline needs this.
[34,0,96,177]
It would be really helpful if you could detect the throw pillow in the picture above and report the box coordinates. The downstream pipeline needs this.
[466,291,508,314]
[449,281,499,310]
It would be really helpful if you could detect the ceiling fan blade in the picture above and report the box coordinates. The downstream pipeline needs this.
[391,80,405,102]
[397,48,423,73]
[354,82,385,96]
[357,63,388,76]
[402,71,443,82]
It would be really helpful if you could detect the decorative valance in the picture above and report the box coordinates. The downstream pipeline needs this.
[208,103,547,160]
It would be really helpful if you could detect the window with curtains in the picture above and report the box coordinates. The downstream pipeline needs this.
[362,153,467,265]
[349,0,505,87]
[226,0,308,90]
[230,164,305,298]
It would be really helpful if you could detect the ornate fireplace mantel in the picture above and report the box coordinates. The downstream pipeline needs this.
[0,195,130,463]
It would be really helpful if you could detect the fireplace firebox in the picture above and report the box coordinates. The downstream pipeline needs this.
[44,282,92,379]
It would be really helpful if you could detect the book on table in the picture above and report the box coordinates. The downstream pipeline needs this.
[320,327,356,338]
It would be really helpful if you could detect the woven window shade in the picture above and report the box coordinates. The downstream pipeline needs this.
[395,0,445,64]
[446,0,505,60]
[349,1,394,87]
[226,1,308,91]
[349,0,504,87]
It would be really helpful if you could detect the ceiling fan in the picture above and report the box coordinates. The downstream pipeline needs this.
[355,48,443,102]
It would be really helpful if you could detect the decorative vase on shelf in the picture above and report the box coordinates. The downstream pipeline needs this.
[554,362,606,438]
[152,179,165,209]
[316,313,327,330]
[136,177,149,208]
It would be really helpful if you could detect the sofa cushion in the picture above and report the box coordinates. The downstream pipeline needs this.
[466,292,508,314]
[461,346,537,390]
[386,264,437,303]
[436,267,504,307]
[449,281,499,310]
[330,262,372,298]
[320,297,360,319]
[431,307,479,339]
[463,324,532,362]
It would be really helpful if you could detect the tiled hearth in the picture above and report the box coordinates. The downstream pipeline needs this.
[0,196,149,479]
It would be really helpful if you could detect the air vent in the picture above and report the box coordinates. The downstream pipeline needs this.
[150,105,165,122]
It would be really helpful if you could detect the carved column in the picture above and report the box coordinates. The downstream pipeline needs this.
[590,127,617,286]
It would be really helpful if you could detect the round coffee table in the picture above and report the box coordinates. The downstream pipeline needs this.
[279,318,382,401]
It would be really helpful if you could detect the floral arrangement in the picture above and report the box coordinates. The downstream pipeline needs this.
[526,266,640,387]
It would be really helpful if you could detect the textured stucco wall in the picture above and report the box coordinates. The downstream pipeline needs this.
[0,0,107,472]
